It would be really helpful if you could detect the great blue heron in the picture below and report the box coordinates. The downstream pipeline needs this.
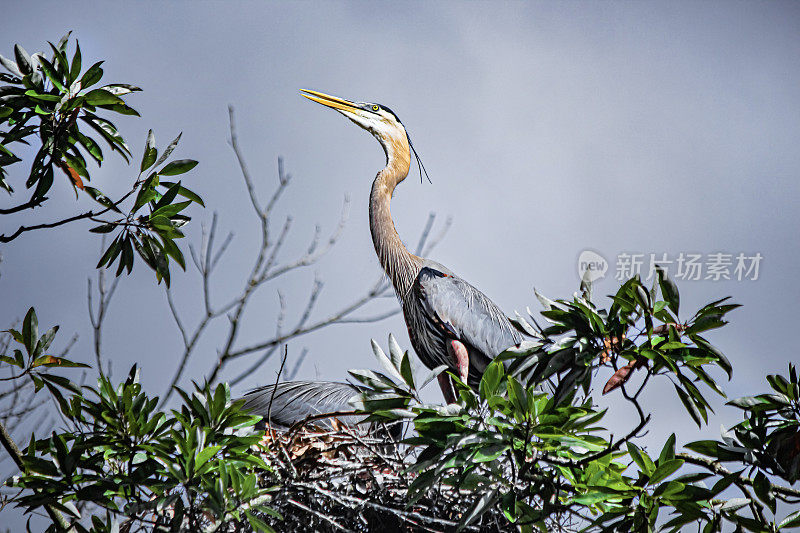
[241,380,402,439]
[242,380,361,430]
[300,89,522,403]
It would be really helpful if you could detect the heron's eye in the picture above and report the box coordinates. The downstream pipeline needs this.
[372,105,379,112]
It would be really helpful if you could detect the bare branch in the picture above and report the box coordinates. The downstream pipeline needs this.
[0,195,47,215]
[87,249,120,377]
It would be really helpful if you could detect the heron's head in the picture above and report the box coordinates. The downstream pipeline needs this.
[301,89,429,182]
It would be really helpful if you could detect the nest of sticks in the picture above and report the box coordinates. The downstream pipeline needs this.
[252,419,504,533]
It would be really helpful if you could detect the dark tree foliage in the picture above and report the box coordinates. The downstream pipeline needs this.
[0,33,201,285]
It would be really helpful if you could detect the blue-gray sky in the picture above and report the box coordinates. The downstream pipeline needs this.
[2,0,800,526]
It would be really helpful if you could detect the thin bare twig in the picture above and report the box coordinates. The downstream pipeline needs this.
[88,245,120,378]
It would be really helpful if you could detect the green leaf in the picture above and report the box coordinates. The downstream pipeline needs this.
[159,159,198,176]
[151,200,192,219]
[140,130,157,171]
[39,373,80,393]
[69,42,81,83]
[627,442,654,476]
[37,56,65,92]
[84,186,122,213]
[158,181,204,206]
[24,89,61,102]
[103,102,140,116]
[133,187,158,212]
[753,471,775,513]
[684,440,719,457]
[83,88,123,106]
[675,384,703,428]
[89,223,116,234]
[400,352,415,389]
[479,361,503,400]
[34,325,59,355]
[160,236,185,270]
[458,487,499,530]
[369,339,405,385]
[245,510,275,533]
[77,132,103,163]
[22,307,38,355]
[14,44,33,75]
[659,433,676,464]
[195,445,222,468]
[710,470,742,496]
[472,444,509,463]
[96,235,122,268]
[779,510,800,528]
[153,181,181,210]
[648,458,684,485]
[0,53,23,77]
[79,61,104,88]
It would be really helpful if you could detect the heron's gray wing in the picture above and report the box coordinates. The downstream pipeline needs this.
[240,381,360,429]
[415,266,521,374]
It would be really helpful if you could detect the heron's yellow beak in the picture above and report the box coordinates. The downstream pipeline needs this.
[300,89,362,115]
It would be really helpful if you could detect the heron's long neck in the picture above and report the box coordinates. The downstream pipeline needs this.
[369,139,420,300]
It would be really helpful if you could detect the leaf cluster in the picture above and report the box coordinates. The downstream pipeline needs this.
[93,130,202,286]
[4,314,278,532]
[0,33,137,200]
[0,307,89,395]
[0,34,202,285]
[349,271,799,532]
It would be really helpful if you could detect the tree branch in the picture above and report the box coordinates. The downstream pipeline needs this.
[0,195,47,215]
[0,419,69,530]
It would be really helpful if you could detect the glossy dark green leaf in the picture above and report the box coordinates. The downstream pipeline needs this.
[133,187,157,212]
[22,307,38,355]
[83,186,122,213]
[659,433,676,464]
[23,89,60,102]
[79,61,104,89]
[0,53,23,77]
[159,159,198,176]
[96,235,122,268]
[14,44,33,75]
[83,88,123,106]
[37,56,65,92]
[69,42,81,83]
[89,223,116,234]
[102,102,139,116]
[458,487,499,530]
[153,181,181,210]
[140,129,157,171]
[77,132,103,163]
[675,384,703,428]
[245,510,275,533]
[753,471,775,513]
[648,458,684,485]
[779,510,800,528]
[684,440,719,457]
[158,181,204,207]
[160,235,185,270]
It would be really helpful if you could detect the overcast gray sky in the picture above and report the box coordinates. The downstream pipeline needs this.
[2,0,800,525]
